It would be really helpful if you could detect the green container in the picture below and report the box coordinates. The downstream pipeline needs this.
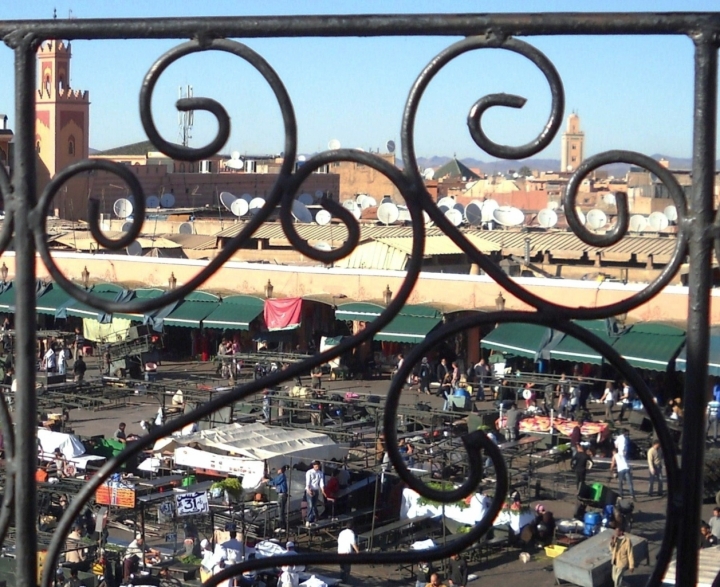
[182,475,196,487]
[590,482,605,502]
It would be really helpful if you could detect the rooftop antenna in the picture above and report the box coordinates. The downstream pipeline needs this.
[178,85,194,148]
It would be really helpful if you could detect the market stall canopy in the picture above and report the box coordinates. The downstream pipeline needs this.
[264,297,302,331]
[374,314,442,343]
[162,291,219,328]
[113,287,165,322]
[202,295,265,330]
[36,283,76,318]
[335,302,385,322]
[37,428,105,470]
[676,325,720,375]
[481,323,553,360]
[65,283,129,324]
[548,319,623,365]
[612,323,685,371]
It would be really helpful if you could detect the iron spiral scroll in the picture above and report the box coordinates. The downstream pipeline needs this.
[0,11,711,587]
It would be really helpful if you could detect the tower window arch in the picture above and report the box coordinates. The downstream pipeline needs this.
[44,76,51,95]
[179,163,185,172]
[36,141,41,154]
[68,135,75,156]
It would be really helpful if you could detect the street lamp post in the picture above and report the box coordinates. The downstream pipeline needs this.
[264,280,274,299]
[81,266,90,289]
[168,273,177,290]
[495,292,505,311]
[383,285,392,306]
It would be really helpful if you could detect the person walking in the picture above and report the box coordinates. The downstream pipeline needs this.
[57,344,67,376]
[447,552,467,587]
[473,358,489,401]
[609,527,634,587]
[72,352,87,383]
[436,358,450,397]
[707,397,720,443]
[611,447,636,500]
[415,561,436,587]
[572,444,592,493]
[618,382,634,422]
[647,439,663,498]
[337,523,359,583]
[418,358,432,395]
[264,465,288,530]
[600,381,616,422]
[304,460,325,525]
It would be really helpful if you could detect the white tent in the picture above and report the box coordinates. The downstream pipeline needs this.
[170,423,347,487]
[37,428,105,470]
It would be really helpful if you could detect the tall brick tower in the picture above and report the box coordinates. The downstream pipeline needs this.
[560,112,584,173]
[35,40,90,219]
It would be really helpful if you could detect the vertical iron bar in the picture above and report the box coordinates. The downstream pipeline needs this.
[678,34,717,585]
[13,37,38,587]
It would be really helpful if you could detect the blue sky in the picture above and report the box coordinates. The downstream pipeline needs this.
[0,1,716,162]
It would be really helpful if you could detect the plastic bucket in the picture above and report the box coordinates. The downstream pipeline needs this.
[583,512,601,536]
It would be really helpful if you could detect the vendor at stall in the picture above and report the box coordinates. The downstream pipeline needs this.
[125,534,160,562]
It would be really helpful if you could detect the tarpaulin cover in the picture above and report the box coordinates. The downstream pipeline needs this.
[264,298,303,331]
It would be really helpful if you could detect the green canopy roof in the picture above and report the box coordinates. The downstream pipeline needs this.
[113,288,166,322]
[677,326,719,375]
[374,314,442,343]
[0,284,14,311]
[36,285,75,317]
[482,323,552,359]
[163,299,220,328]
[202,295,265,330]
[612,323,685,371]
[549,322,620,365]
[65,286,125,320]
[336,302,385,321]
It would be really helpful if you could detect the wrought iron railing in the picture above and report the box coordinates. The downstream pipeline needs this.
[0,11,714,586]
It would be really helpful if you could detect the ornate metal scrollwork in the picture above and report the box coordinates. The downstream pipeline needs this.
[0,12,710,587]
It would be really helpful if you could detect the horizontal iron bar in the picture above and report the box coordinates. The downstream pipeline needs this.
[0,13,719,40]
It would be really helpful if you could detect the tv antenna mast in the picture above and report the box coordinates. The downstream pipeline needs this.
[178,85,194,147]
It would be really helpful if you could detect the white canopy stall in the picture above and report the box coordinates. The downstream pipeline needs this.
[159,422,348,488]
[37,428,106,471]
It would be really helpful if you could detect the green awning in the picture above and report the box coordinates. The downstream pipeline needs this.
[0,284,14,311]
[36,285,75,317]
[482,323,552,359]
[375,315,442,343]
[113,288,166,322]
[164,300,220,328]
[677,326,719,375]
[336,302,385,321]
[549,321,620,365]
[202,295,265,330]
[612,323,685,371]
[65,286,125,320]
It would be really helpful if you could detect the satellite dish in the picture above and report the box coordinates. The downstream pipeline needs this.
[315,190,324,201]
[453,202,465,216]
[342,199,362,220]
[225,159,244,170]
[445,208,463,226]
[377,202,399,225]
[314,241,332,252]
[537,208,558,229]
[492,206,524,227]
[126,241,143,256]
[179,222,193,235]
[603,193,617,206]
[328,139,341,150]
[315,209,332,226]
[364,196,377,209]
[113,198,133,219]
[297,155,306,162]
[648,211,670,231]
[386,140,396,153]
[230,198,249,217]
[219,191,238,212]
[398,205,411,223]
[465,201,483,225]
[586,209,608,230]
[241,193,253,204]
[481,199,499,222]
[356,194,368,209]
[423,210,434,227]
[422,168,435,180]
[146,195,160,208]
[121,221,133,233]
[231,150,240,160]
[298,193,313,206]
[664,205,678,222]
[547,200,559,210]
[160,193,175,208]
[437,196,456,212]
[249,197,266,214]
[629,214,648,232]
[292,200,313,223]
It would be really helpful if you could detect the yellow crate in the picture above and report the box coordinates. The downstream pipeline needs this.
[544,544,568,558]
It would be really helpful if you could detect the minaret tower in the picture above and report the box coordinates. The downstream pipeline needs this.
[560,112,584,173]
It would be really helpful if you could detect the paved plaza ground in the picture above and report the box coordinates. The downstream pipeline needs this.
[48,359,707,587]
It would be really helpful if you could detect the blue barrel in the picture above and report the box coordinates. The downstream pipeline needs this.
[583,512,602,536]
